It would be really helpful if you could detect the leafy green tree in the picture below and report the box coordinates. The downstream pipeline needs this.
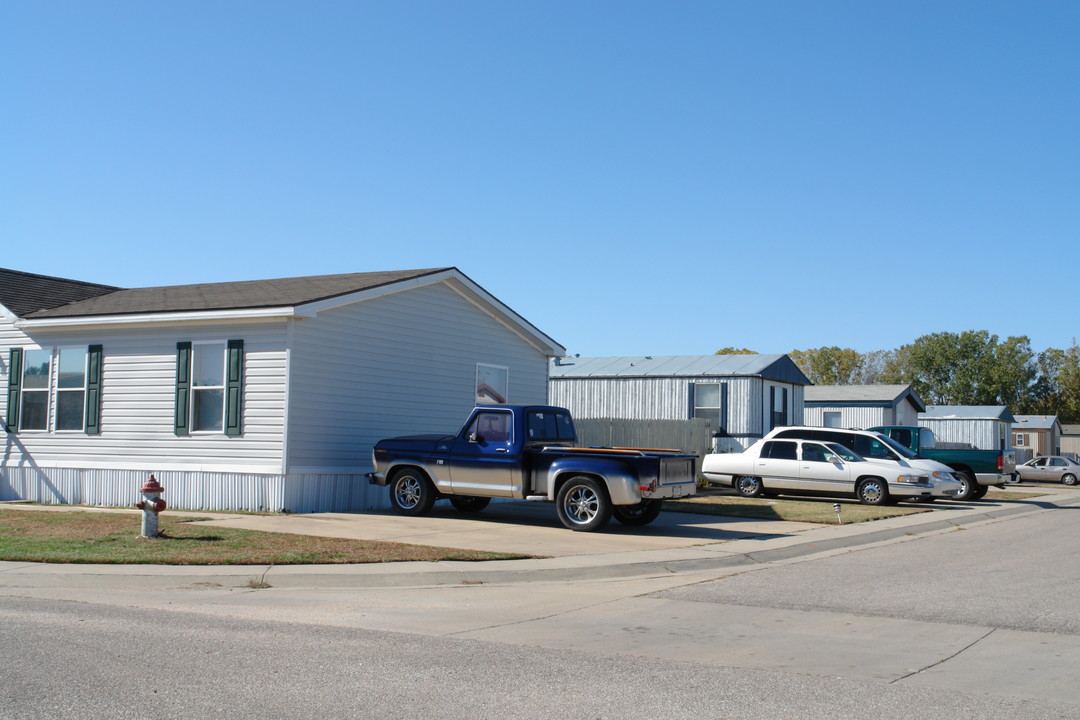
[714,347,756,355]
[788,347,865,385]
[899,331,1036,407]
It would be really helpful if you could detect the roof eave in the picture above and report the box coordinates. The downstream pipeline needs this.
[16,306,301,328]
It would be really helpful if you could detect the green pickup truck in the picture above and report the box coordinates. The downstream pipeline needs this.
[870,425,1018,501]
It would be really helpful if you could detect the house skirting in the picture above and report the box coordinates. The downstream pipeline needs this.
[0,466,387,514]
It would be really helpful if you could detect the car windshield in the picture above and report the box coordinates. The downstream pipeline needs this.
[877,434,917,459]
[824,442,863,462]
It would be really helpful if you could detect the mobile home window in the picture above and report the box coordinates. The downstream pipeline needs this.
[192,343,226,432]
[55,347,88,431]
[1014,433,1027,447]
[476,363,509,405]
[692,383,726,429]
[19,349,52,430]
[823,412,842,428]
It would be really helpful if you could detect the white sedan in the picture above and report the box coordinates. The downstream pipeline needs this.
[702,437,944,505]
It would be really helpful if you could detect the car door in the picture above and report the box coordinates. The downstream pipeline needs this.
[798,442,855,495]
[1023,457,1049,481]
[753,441,800,490]
[1046,457,1070,482]
[445,409,520,497]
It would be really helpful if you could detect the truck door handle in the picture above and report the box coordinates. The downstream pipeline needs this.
[495,448,508,453]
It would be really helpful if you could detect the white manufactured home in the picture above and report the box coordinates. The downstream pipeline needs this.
[548,354,811,452]
[1,267,563,513]
[803,384,925,429]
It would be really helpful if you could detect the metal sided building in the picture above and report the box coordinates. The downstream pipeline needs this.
[918,406,1017,451]
[1011,415,1062,460]
[1,267,563,513]
[548,354,811,452]
[803,384,925,429]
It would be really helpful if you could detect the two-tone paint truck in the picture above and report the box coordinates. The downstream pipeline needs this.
[366,405,697,531]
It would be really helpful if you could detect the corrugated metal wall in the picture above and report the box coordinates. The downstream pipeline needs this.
[919,418,1008,450]
[802,406,890,429]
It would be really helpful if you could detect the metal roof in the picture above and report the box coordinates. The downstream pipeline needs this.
[1012,415,1061,431]
[804,384,925,411]
[549,354,811,385]
[921,405,1017,423]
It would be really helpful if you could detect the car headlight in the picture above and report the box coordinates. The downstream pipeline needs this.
[896,474,924,484]
[931,471,952,481]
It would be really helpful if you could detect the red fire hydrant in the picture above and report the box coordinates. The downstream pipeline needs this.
[135,475,167,538]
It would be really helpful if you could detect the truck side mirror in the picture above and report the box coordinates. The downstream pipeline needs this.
[469,432,481,444]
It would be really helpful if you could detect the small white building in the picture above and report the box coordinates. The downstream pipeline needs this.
[1,267,563,512]
[803,384,925,429]
[918,406,1016,451]
[548,354,811,452]
[1011,415,1062,461]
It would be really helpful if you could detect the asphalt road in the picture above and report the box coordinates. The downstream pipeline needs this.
[2,493,1079,719]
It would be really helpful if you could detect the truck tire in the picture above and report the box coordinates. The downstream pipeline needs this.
[556,476,612,532]
[613,499,663,526]
[856,477,889,506]
[735,476,764,498]
[953,471,978,501]
[389,468,436,516]
[970,483,989,500]
[449,496,491,513]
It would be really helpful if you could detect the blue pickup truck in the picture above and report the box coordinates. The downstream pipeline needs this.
[367,405,697,531]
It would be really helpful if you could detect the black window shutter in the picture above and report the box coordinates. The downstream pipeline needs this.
[720,382,729,431]
[225,339,243,436]
[174,342,192,436]
[6,347,22,432]
[84,345,103,435]
[687,383,696,419]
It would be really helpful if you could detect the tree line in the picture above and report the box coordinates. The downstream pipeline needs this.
[717,331,1080,423]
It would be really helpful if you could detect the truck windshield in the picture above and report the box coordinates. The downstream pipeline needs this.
[920,428,937,449]
[527,410,576,442]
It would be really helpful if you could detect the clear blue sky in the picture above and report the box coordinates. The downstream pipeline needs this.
[4,1,1078,358]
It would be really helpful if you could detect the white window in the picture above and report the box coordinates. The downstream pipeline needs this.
[824,412,842,428]
[1014,433,1027,447]
[476,364,509,405]
[191,343,225,432]
[19,348,53,430]
[17,347,89,432]
[55,347,88,431]
[693,383,726,428]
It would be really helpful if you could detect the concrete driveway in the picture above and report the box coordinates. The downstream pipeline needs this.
[193,499,822,557]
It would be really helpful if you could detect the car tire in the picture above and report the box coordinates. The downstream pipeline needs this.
[449,496,491,513]
[613,499,663,526]
[389,468,436,516]
[856,477,889,506]
[953,471,978,501]
[970,483,989,500]
[556,476,612,532]
[1063,474,1078,486]
[735,476,764,498]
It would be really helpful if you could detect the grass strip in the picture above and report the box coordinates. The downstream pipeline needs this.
[0,510,529,565]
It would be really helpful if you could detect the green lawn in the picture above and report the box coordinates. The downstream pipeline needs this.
[0,509,529,565]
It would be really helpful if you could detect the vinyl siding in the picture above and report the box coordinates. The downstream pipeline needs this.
[918,418,1010,450]
[285,281,549,473]
[2,318,288,472]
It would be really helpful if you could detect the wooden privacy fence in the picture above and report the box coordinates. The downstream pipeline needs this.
[573,417,713,477]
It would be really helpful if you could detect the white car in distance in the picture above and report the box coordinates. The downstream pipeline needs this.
[702,437,944,505]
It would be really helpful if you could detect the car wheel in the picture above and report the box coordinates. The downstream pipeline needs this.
[953,471,978,501]
[613,499,663,526]
[389,468,436,516]
[1063,474,1078,486]
[735,476,764,498]
[556,476,612,532]
[449,496,491,513]
[970,483,989,500]
[856,477,889,506]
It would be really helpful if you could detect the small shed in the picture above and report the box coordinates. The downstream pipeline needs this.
[803,384,925,429]
[1060,425,1080,459]
[1011,415,1062,461]
[548,354,811,452]
[918,406,1016,451]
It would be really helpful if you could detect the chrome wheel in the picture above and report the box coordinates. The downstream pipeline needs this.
[857,478,888,506]
[556,476,612,532]
[735,476,764,498]
[389,469,435,516]
[1063,474,1078,486]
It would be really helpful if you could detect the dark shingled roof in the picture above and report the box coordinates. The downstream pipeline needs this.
[0,268,122,317]
[9,268,453,319]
